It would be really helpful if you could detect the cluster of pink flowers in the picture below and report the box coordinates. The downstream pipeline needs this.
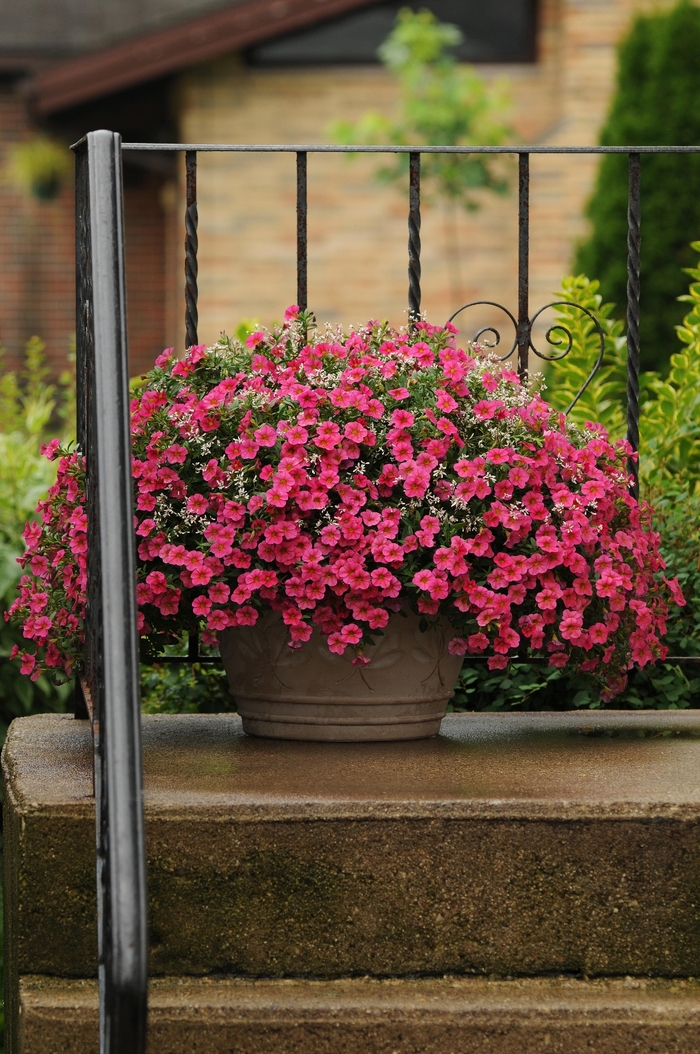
[8,306,685,699]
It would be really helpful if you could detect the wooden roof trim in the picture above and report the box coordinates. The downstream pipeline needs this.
[32,0,379,115]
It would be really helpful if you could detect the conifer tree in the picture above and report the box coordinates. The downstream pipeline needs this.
[576,0,700,373]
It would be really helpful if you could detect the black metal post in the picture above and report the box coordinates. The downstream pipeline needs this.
[408,152,421,326]
[626,152,641,499]
[185,151,199,350]
[296,151,308,312]
[74,130,148,1054]
[517,153,530,379]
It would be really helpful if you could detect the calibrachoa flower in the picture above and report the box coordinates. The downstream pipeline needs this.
[7,308,685,700]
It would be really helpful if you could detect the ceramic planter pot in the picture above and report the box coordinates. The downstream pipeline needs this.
[218,607,464,742]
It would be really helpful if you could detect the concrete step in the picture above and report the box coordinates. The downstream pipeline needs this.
[18,974,700,1053]
[5,712,700,987]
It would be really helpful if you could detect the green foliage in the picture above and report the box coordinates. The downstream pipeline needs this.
[5,136,71,202]
[575,0,700,374]
[451,657,699,712]
[140,661,232,714]
[0,339,74,743]
[331,8,512,210]
[640,242,700,492]
[234,319,261,343]
[543,275,627,439]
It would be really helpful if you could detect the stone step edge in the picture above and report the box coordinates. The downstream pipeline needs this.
[19,976,700,1054]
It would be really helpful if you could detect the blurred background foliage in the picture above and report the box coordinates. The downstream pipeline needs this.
[575,0,700,375]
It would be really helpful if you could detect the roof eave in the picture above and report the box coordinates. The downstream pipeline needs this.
[31,0,380,115]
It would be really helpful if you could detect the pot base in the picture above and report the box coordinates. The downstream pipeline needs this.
[237,698,446,741]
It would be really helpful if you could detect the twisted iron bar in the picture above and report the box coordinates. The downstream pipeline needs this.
[448,300,605,414]
[517,154,530,378]
[185,152,199,662]
[185,151,199,350]
[296,151,308,312]
[408,152,421,326]
[626,153,641,499]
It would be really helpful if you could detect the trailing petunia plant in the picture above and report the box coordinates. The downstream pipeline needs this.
[8,307,684,701]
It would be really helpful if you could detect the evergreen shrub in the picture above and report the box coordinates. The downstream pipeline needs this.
[575,0,700,374]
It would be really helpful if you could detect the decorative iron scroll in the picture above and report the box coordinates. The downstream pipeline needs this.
[448,299,606,414]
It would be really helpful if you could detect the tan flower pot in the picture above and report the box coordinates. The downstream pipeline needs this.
[219,607,464,741]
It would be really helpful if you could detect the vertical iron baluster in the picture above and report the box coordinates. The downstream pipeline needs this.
[408,152,421,326]
[626,152,641,499]
[185,151,198,350]
[296,151,308,312]
[73,142,92,722]
[185,152,200,661]
[76,130,148,1054]
[517,153,530,379]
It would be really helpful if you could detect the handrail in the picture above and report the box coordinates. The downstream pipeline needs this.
[117,142,700,153]
[74,130,148,1054]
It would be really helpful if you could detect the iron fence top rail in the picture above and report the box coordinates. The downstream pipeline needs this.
[112,142,700,154]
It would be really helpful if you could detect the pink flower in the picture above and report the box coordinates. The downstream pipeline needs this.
[41,438,60,460]
[235,606,259,627]
[663,576,686,608]
[435,390,458,413]
[391,409,415,428]
[207,609,230,631]
[340,623,363,645]
[559,609,584,641]
[254,424,278,447]
[412,569,433,590]
[186,494,209,515]
[344,420,367,443]
[388,387,410,400]
[239,440,260,460]
[315,421,342,449]
[286,424,309,445]
[20,653,36,676]
[193,596,212,616]
[589,623,609,644]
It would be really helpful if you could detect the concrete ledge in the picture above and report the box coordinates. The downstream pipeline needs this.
[19,975,700,1054]
[5,713,700,985]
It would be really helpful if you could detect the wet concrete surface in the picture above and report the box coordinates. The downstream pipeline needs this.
[7,711,700,820]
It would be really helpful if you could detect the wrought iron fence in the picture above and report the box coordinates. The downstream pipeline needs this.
[73,133,700,1052]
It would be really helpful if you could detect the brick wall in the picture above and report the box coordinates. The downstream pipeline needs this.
[0,85,75,376]
[123,167,168,376]
[0,85,168,379]
[174,0,676,360]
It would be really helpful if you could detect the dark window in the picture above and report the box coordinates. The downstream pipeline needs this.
[247,0,537,66]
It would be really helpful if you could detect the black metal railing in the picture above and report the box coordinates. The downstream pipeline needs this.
[73,135,700,1051]
[73,131,148,1054]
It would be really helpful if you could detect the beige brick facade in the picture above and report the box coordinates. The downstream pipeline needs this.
[173,0,674,363]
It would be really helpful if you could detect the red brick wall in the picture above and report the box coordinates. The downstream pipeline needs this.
[0,85,167,381]
[123,168,167,377]
[0,85,75,377]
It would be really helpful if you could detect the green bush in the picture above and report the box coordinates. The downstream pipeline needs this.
[575,0,700,375]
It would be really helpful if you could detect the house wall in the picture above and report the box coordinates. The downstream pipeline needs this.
[175,0,675,360]
[0,87,168,379]
[0,85,75,376]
